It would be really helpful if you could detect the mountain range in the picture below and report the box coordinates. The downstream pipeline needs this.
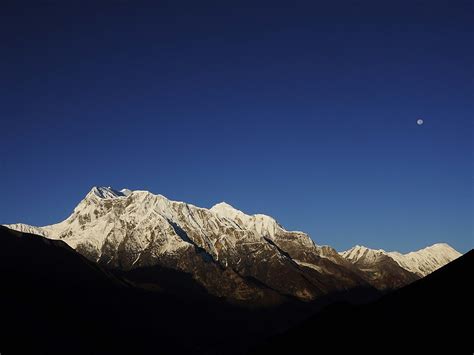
[4,186,461,304]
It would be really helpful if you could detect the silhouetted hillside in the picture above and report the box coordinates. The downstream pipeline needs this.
[8,225,462,355]
[0,226,375,354]
[0,226,266,354]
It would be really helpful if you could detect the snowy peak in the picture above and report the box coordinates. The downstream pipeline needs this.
[388,243,462,277]
[210,201,246,219]
[420,243,458,253]
[341,245,385,260]
[88,186,127,199]
[210,201,279,226]
[339,245,393,268]
[211,201,236,211]
[341,243,462,277]
[210,201,284,238]
[120,188,132,196]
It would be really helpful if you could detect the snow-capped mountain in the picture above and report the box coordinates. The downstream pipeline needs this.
[341,243,461,282]
[5,187,367,303]
[388,244,461,276]
[5,186,462,301]
[338,245,418,289]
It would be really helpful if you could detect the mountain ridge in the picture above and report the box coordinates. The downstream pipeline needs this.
[4,186,461,302]
[341,243,461,277]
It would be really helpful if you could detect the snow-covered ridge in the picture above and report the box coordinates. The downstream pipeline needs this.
[76,189,298,235]
[340,243,461,277]
[210,201,288,237]
[2,186,463,299]
[340,245,386,261]
[3,186,322,261]
[83,187,303,237]
[3,186,337,301]
[387,243,462,277]
[4,223,50,237]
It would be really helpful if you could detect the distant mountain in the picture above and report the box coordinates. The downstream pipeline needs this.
[255,249,474,353]
[339,245,419,289]
[5,186,461,302]
[385,243,462,276]
[340,243,461,289]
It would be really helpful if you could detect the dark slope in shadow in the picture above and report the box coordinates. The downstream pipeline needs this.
[255,250,474,353]
[0,226,265,354]
[0,226,381,354]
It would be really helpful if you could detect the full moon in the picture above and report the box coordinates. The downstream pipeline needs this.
[417,119,424,125]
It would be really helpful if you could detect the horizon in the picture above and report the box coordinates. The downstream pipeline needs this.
[1,1,472,254]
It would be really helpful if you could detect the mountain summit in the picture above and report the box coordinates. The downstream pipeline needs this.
[4,186,461,303]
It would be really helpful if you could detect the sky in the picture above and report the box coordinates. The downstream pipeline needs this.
[1,0,472,253]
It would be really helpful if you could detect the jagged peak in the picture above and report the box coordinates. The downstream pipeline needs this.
[211,202,272,219]
[394,243,461,259]
[131,189,157,197]
[82,189,282,230]
[211,202,272,221]
[421,242,455,251]
[120,188,132,196]
[210,201,238,211]
[87,187,165,201]
[340,242,462,277]
[87,186,126,199]
[343,243,459,257]
[341,245,386,255]
[210,201,248,217]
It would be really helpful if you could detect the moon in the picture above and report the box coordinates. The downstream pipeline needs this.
[417,119,424,125]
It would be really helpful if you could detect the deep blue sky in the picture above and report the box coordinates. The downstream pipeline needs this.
[1,1,472,253]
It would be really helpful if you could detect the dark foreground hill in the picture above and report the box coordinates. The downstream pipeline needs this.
[0,226,377,354]
[0,226,260,354]
[255,249,474,353]
[4,224,468,354]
